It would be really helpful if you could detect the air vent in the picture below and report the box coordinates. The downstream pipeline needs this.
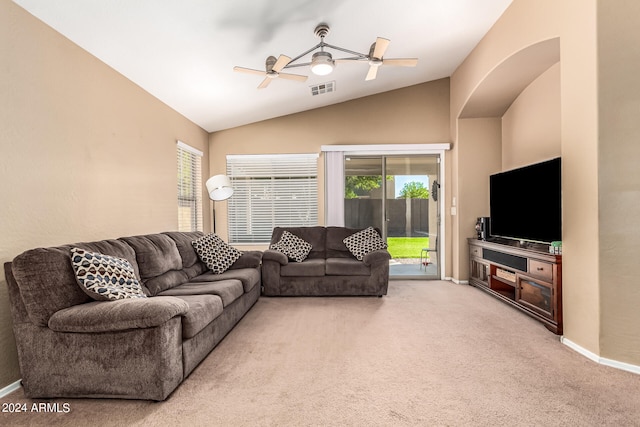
[310,81,335,96]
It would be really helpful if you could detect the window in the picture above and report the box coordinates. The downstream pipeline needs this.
[177,141,203,232]
[227,153,319,243]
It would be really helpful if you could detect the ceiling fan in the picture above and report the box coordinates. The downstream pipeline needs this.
[233,54,308,89]
[233,24,418,88]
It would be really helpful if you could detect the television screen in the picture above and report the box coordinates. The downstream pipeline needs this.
[489,157,561,244]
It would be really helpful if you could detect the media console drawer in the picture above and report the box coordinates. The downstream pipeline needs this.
[470,246,482,258]
[529,260,553,282]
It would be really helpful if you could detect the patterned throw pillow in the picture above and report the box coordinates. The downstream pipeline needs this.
[70,248,147,301]
[270,231,312,262]
[343,227,388,261]
[192,233,242,274]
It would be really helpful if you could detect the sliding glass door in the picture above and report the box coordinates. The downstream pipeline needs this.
[344,155,440,279]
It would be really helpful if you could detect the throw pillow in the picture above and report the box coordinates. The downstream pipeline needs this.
[270,231,313,262]
[70,247,147,301]
[343,227,388,261]
[192,233,242,274]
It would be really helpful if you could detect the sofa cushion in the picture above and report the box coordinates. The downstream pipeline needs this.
[325,258,371,276]
[169,295,224,339]
[343,227,388,261]
[270,231,312,262]
[162,231,206,270]
[70,248,147,301]
[162,231,205,269]
[143,270,190,297]
[280,259,326,277]
[229,251,263,270]
[190,268,260,293]
[48,296,189,333]
[192,233,242,274]
[326,226,377,259]
[158,279,244,307]
[119,234,187,295]
[120,234,182,279]
[163,231,209,279]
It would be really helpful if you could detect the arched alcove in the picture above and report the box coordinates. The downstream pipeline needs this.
[459,37,560,119]
[451,37,562,285]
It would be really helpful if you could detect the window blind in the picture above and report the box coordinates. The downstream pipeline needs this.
[226,154,319,243]
[177,141,203,232]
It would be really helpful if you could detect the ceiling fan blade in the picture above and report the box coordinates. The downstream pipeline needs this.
[278,72,308,82]
[382,58,418,67]
[365,65,378,81]
[234,66,266,76]
[372,37,390,59]
[257,77,272,89]
[272,55,292,73]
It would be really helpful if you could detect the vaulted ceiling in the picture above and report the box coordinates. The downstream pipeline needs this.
[13,0,513,132]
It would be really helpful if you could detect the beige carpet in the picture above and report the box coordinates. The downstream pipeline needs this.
[2,281,640,426]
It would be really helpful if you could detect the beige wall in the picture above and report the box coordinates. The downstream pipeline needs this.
[209,79,452,251]
[0,1,209,388]
[556,0,601,356]
[453,118,502,276]
[597,0,640,365]
[502,62,561,170]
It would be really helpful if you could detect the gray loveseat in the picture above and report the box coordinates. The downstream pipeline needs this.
[262,226,391,297]
[4,231,261,401]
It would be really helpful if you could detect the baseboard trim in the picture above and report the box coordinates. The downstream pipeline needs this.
[449,277,469,285]
[561,337,640,375]
[0,380,22,398]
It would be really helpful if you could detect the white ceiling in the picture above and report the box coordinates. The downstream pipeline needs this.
[13,0,513,132]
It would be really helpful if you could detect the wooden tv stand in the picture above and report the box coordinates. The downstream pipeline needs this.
[468,238,562,334]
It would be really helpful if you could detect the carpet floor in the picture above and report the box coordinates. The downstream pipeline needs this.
[2,280,640,426]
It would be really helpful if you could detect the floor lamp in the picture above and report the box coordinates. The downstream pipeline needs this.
[205,174,233,233]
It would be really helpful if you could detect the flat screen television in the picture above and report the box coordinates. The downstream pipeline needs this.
[489,157,561,244]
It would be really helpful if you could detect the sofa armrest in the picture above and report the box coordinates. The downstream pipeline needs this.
[363,249,392,267]
[230,250,263,269]
[262,249,288,265]
[48,296,189,333]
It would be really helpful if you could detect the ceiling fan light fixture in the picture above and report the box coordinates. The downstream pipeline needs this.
[310,51,334,76]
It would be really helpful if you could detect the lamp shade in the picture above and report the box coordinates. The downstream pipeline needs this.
[206,174,233,201]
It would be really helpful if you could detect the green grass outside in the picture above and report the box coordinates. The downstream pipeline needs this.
[386,237,430,259]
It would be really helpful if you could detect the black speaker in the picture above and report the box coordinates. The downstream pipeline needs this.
[475,217,490,240]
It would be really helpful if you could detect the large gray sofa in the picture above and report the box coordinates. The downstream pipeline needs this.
[3,231,261,401]
[262,226,391,297]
